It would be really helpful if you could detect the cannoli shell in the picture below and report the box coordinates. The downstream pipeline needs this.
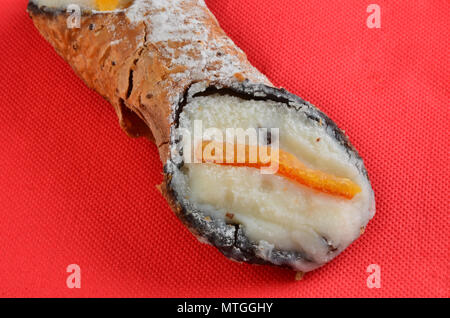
[27,0,270,163]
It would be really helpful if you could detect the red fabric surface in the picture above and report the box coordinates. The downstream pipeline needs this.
[0,0,448,298]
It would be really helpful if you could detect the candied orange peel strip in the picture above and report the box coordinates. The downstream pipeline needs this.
[196,141,362,199]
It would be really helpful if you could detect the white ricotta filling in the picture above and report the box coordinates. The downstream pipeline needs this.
[173,94,375,265]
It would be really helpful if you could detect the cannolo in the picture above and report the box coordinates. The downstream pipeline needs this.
[27,0,375,272]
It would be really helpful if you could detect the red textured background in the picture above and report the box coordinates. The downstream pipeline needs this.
[0,0,448,298]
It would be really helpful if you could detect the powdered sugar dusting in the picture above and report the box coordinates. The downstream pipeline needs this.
[142,0,209,43]
[125,0,152,23]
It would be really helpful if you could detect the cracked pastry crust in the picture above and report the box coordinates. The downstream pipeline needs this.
[27,0,375,272]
